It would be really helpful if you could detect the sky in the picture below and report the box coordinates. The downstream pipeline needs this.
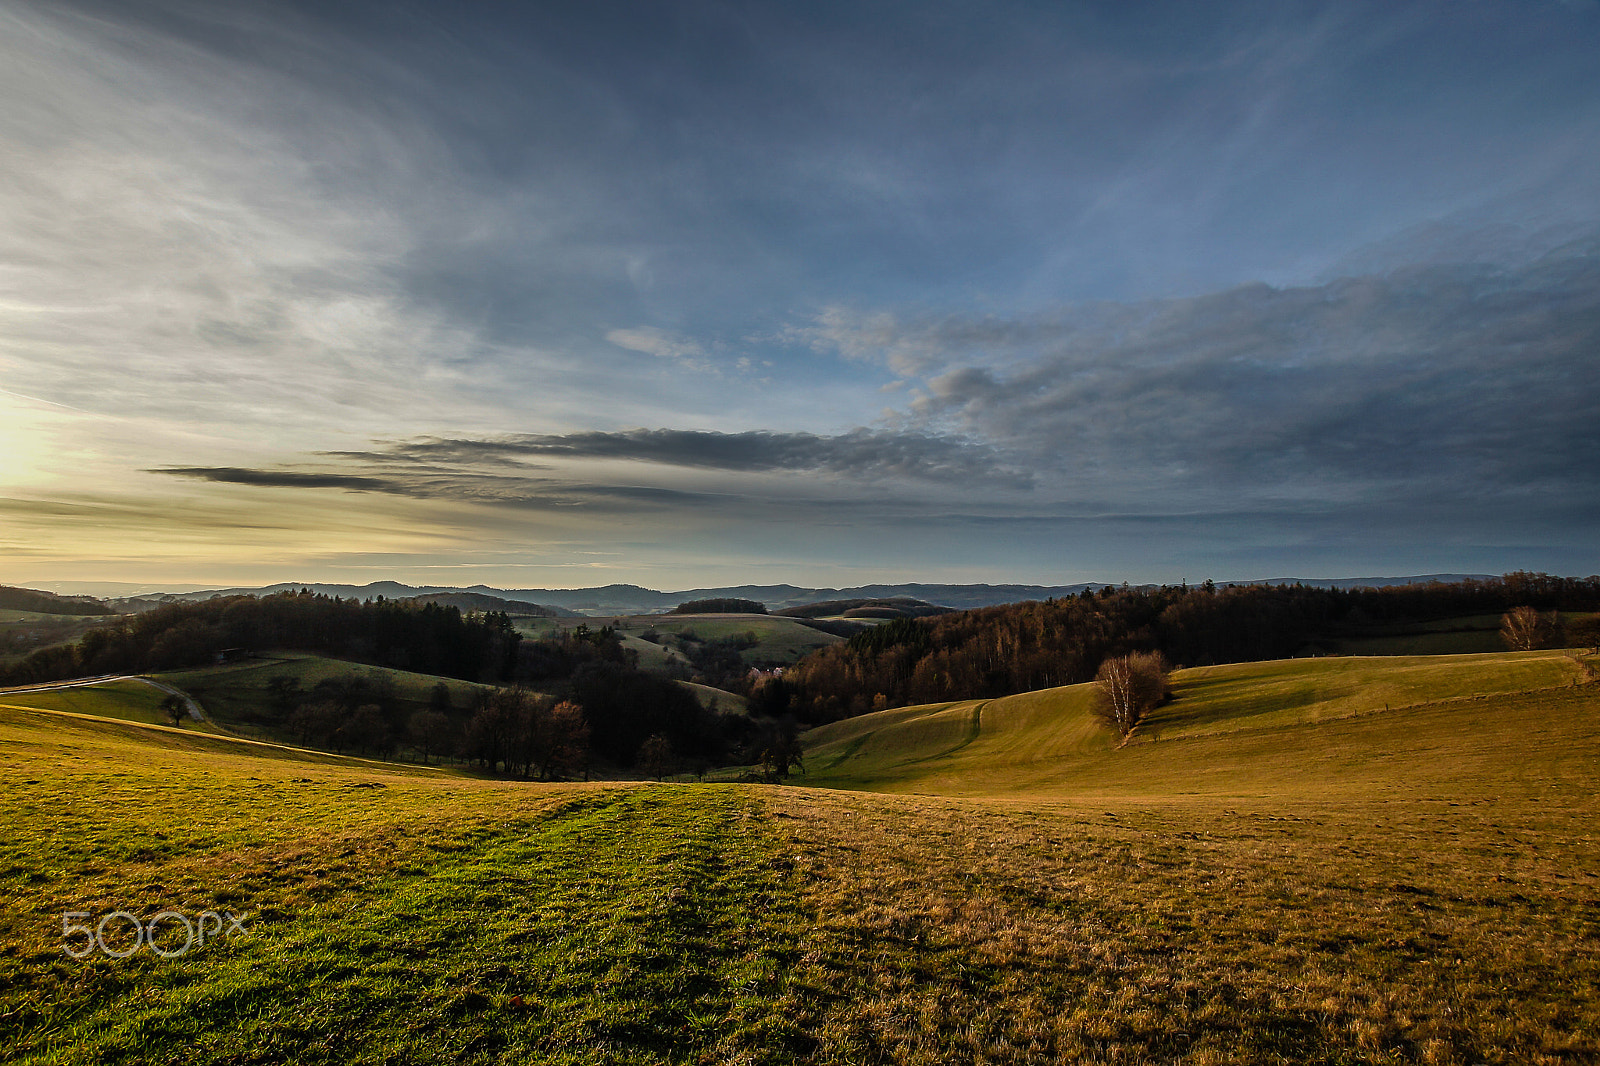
[2,0,1598,594]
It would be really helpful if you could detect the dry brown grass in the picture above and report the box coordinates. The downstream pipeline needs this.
[764,787,1600,1064]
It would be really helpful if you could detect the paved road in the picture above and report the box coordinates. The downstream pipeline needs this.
[0,674,210,723]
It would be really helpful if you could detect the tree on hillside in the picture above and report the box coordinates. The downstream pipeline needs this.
[637,734,677,780]
[160,694,187,727]
[1093,651,1168,738]
[287,700,343,748]
[346,704,392,757]
[1501,606,1558,651]
[408,708,454,765]
[535,700,590,780]
[1569,616,1600,655]
[266,675,303,715]
[747,718,805,782]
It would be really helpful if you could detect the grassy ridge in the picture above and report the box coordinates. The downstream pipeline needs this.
[802,651,1593,795]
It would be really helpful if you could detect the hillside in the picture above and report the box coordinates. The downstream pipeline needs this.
[512,613,843,673]
[0,609,119,669]
[154,652,495,741]
[2,651,1598,1063]
[0,586,115,616]
[802,650,1596,797]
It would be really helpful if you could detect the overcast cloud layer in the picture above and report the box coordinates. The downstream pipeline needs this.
[3,0,1598,589]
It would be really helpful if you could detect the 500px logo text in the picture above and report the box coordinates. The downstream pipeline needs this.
[62,910,250,959]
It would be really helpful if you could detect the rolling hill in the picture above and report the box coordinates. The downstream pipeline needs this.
[3,648,1597,1063]
[801,649,1597,798]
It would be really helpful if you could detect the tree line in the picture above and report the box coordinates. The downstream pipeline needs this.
[768,573,1600,723]
[0,590,522,685]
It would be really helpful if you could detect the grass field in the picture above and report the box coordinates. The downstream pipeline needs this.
[0,678,228,734]
[678,680,750,715]
[154,652,494,738]
[0,610,116,668]
[512,613,841,672]
[801,650,1594,793]
[2,652,1598,1063]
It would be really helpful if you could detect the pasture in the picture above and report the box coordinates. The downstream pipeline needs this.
[511,612,842,670]
[0,677,227,734]
[1,651,1596,1064]
[154,652,494,739]
[0,609,116,668]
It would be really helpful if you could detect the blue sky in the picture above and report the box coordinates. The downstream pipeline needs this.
[2,0,1598,592]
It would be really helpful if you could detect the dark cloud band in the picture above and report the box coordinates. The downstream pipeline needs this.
[339,427,1033,487]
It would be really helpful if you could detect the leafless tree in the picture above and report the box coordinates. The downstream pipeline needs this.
[1501,606,1558,651]
[408,708,453,765]
[1094,651,1168,737]
[637,734,676,781]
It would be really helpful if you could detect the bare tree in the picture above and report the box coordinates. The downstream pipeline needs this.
[531,700,590,781]
[637,734,676,781]
[408,708,453,765]
[1501,606,1558,651]
[1568,616,1600,655]
[1094,651,1168,738]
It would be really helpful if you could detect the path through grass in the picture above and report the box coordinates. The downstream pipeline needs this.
[5,782,809,1064]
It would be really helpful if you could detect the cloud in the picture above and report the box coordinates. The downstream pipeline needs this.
[156,468,400,492]
[881,242,1600,513]
[152,464,721,512]
[604,327,715,372]
[343,427,1032,487]
[779,307,1072,377]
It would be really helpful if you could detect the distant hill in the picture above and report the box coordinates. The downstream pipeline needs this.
[401,592,564,617]
[0,585,115,616]
[106,581,578,617]
[106,574,1505,616]
[776,597,953,619]
[1237,574,1497,590]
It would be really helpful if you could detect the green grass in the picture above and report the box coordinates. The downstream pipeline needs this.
[0,704,811,1064]
[653,615,841,666]
[512,614,841,672]
[801,650,1595,796]
[0,679,227,734]
[154,652,493,738]
[3,651,1599,1063]
[0,611,116,668]
[677,681,750,715]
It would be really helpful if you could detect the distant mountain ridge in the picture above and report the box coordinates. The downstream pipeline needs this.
[99,574,1500,616]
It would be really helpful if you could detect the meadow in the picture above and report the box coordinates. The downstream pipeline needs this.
[0,649,1596,1063]
[511,613,842,670]
[154,652,494,739]
[0,609,115,669]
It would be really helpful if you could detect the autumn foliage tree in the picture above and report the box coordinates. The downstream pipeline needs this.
[1093,651,1168,738]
